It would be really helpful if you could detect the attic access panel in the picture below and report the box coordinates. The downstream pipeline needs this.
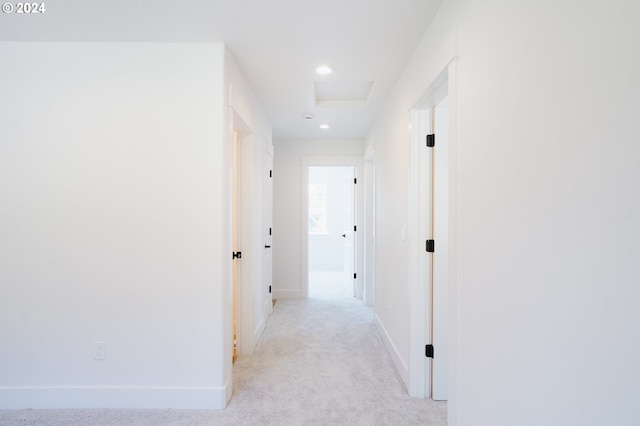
[314,81,375,108]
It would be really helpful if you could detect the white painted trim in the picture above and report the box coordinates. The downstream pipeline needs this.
[300,160,310,299]
[0,385,228,409]
[262,296,272,324]
[223,104,234,406]
[254,317,266,343]
[240,133,255,357]
[364,151,376,307]
[374,314,409,388]
[300,156,365,301]
[408,55,459,420]
[230,108,255,358]
[446,57,459,426]
[409,107,431,398]
[263,142,274,317]
[273,289,303,299]
[264,137,274,158]
[226,106,256,406]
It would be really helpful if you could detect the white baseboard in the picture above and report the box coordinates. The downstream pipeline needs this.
[374,313,410,389]
[272,289,302,299]
[254,316,266,346]
[0,385,228,410]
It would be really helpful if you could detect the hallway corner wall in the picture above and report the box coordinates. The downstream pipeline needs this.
[0,42,229,409]
[367,0,640,425]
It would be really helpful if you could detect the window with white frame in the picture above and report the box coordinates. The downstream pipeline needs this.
[308,184,327,235]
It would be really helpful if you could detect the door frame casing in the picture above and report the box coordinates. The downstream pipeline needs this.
[229,108,254,360]
[263,143,274,317]
[363,151,376,307]
[300,156,364,299]
[408,57,458,412]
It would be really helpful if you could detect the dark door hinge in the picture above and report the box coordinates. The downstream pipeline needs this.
[426,134,435,147]
[269,285,272,294]
[353,225,357,232]
[270,170,272,178]
[354,178,357,184]
[269,227,272,236]
[426,239,435,253]
[426,344,434,358]
[353,273,357,279]
[232,251,242,260]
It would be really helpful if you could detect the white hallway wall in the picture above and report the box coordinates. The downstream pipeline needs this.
[0,42,271,410]
[368,1,640,425]
[272,139,363,299]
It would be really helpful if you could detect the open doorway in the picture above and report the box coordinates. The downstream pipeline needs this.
[307,166,356,299]
[230,111,252,361]
[300,156,364,301]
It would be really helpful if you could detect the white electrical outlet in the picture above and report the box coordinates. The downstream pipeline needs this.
[94,341,105,360]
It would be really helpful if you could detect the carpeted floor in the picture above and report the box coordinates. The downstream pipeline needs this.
[0,279,447,426]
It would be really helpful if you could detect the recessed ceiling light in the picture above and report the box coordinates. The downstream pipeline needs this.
[319,124,330,129]
[316,66,332,75]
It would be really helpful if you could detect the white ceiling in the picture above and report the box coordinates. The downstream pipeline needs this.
[0,0,444,140]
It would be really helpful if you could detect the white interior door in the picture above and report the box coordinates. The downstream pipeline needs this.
[431,97,449,400]
[263,147,273,313]
[343,169,356,296]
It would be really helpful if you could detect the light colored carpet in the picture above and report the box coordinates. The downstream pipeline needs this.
[308,267,353,299]
[0,286,446,425]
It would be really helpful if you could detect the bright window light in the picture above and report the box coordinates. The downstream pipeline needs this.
[308,184,328,235]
